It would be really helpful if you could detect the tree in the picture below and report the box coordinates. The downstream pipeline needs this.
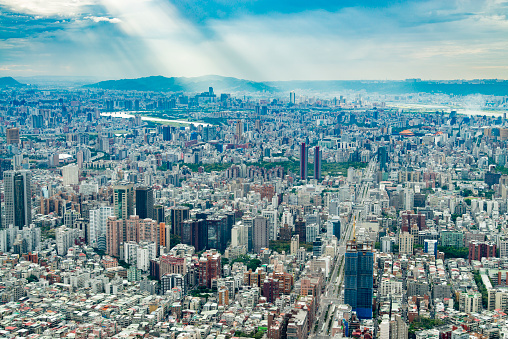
[170,234,181,249]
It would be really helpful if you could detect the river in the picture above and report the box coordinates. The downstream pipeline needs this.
[101,112,212,127]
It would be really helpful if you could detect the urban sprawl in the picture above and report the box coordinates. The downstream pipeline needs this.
[0,86,508,339]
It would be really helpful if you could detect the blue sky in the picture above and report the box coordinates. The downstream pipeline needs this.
[0,0,507,80]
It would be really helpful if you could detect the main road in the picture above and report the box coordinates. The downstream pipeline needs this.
[310,160,376,339]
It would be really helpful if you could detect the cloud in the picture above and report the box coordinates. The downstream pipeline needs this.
[0,0,96,17]
[0,0,508,80]
[84,16,121,23]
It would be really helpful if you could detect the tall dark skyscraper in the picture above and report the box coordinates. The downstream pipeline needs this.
[170,206,190,236]
[378,146,388,171]
[314,146,321,180]
[300,142,307,180]
[162,125,172,141]
[154,205,165,224]
[345,240,374,319]
[4,170,32,229]
[136,186,154,219]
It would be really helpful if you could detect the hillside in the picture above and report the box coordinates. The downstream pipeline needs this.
[85,75,276,93]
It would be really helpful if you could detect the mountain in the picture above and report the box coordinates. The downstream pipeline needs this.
[268,79,508,96]
[0,77,24,88]
[85,75,276,93]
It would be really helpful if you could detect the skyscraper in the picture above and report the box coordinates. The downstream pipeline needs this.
[344,240,374,319]
[170,206,190,236]
[62,164,79,186]
[253,216,269,253]
[300,142,307,180]
[136,186,154,220]
[6,127,20,145]
[113,183,134,220]
[4,170,32,229]
[314,146,321,180]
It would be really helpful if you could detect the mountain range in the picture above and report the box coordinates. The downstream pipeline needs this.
[0,77,24,88]
[2,75,508,96]
[85,76,508,96]
[84,75,275,93]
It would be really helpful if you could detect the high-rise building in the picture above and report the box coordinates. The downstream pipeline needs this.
[235,120,243,140]
[106,216,124,257]
[377,146,388,171]
[62,164,79,186]
[136,186,154,220]
[181,219,207,251]
[113,183,134,220]
[314,146,321,180]
[469,241,497,263]
[4,170,32,229]
[6,127,20,145]
[289,91,296,104]
[154,205,165,224]
[399,232,414,255]
[344,241,374,319]
[89,206,113,248]
[300,142,307,180]
[198,250,221,288]
[56,225,79,256]
[162,125,172,141]
[253,216,269,253]
[170,206,190,236]
[295,218,306,243]
[290,235,299,255]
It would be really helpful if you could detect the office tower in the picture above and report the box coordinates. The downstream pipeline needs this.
[289,91,296,104]
[306,223,319,243]
[331,216,341,240]
[314,146,321,180]
[206,215,228,252]
[313,236,323,257]
[113,182,134,220]
[262,209,278,241]
[252,216,269,253]
[62,164,79,186]
[6,127,20,145]
[162,125,172,141]
[181,219,207,251]
[4,170,32,229]
[300,142,307,180]
[136,186,154,220]
[345,241,374,319]
[89,206,113,247]
[0,158,13,180]
[170,206,190,236]
[154,205,165,224]
[295,218,306,243]
[378,146,388,171]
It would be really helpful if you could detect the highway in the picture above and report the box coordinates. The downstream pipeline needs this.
[310,160,376,339]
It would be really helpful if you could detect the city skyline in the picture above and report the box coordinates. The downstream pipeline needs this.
[0,0,507,80]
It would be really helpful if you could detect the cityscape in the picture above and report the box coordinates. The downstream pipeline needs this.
[0,81,507,339]
[1,1,508,339]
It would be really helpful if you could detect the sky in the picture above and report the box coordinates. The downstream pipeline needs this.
[0,0,508,81]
